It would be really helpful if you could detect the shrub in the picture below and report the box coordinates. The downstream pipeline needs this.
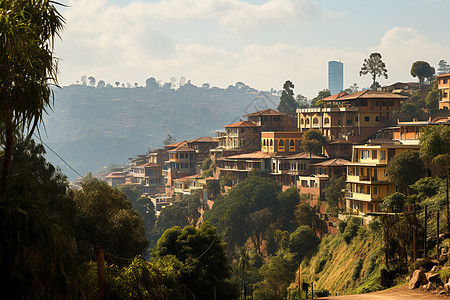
[338,220,348,234]
[352,259,363,281]
[343,218,360,244]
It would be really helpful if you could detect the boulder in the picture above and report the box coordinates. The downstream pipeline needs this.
[444,283,450,293]
[426,282,437,291]
[409,269,428,289]
[436,286,445,295]
[427,273,442,284]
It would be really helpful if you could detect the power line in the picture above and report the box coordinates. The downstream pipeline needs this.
[33,133,83,178]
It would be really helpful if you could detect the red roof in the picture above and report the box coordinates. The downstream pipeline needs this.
[311,158,350,167]
[336,90,408,100]
[164,140,187,149]
[188,136,218,143]
[224,120,258,128]
[282,152,326,159]
[169,145,195,152]
[322,92,349,101]
[242,109,286,117]
[225,151,273,159]
[437,73,450,78]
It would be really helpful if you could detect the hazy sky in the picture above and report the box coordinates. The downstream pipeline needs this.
[55,0,450,98]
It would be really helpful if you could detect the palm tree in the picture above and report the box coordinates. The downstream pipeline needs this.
[0,0,65,194]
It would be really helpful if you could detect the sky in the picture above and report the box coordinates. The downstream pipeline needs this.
[55,0,450,99]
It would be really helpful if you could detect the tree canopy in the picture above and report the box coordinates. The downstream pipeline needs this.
[386,150,425,194]
[419,125,450,175]
[0,0,64,194]
[359,53,388,90]
[277,80,299,114]
[301,129,327,155]
[410,61,435,91]
[311,89,331,107]
[154,222,237,300]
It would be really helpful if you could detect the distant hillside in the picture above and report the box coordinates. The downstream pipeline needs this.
[41,83,279,180]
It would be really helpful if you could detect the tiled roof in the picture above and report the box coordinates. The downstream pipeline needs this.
[328,140,355,145]
[106,172,125,178]
[189,136,218,143]
[431,116,450,124]
[311,158,350,167]
[335,90,408,100]
[242,109,286,117]
[223,120,259,128]
[322,92,349,101]
[225,151,273,159]
[437,73,450,78]
[164,141,187,149]
[170,145,195,152]
[282,152,326,159]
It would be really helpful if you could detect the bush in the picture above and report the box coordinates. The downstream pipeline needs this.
[352,259,363,281]
[315,289,330,297]
[338,220,348,234]
[343,218,360,244]
[366,254,378,276]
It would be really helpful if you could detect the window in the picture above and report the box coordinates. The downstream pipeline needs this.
[313,117,319,125]
[301,118,304,124]
[444,79,448,84]
[368,203,373,212]
[324,117,330,125]
[380,150,386,161]
[444,92,449,98]
[263,139,266,146]
[306,118,310,125]
[373,186,378,195]
[375,101,379,106]
[279,139,284,146]
[355,116,359,122]
[389,101,394,106]
[364,116,370,122]
[362,150,369,159]
[382,102,386,106]
[376,116,380,121]
[347,119,352,125]
[290,140,294,147]
[270,139,273,146]
[360,100,367,106]
[372,150,377,159]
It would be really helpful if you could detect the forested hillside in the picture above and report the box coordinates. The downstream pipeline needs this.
[41,83,278,179]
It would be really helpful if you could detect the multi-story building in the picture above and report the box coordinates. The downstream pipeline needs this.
[164,144,196,186]
[310,158,350,178]
[216,120,260,151]
[297,90,407,143]
[105,171,126,187]
[261,131,303,154]
[186,137,219,162]
[345,140,419,214]
[242,109,297,131]
[148,148,169,168]
[328,61,343,95]
[438,73,450,110]
[131,162,164,194]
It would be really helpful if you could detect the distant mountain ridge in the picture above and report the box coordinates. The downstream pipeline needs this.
[41,83,279,180]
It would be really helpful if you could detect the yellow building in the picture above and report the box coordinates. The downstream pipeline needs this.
[261,131,303,154]
[345,140,419,214]
[438,73,450,110]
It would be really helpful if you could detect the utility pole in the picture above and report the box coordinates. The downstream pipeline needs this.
[437,210,440,260]
[413,203,417,261]
[95,247,105,300]
[298,263,301,300]
[447,176,449,233]
[424,205,428,257]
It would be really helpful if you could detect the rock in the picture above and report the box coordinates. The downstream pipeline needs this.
[409,269,428,289]
[431,266,437,272]
[436,286,445,294]
[427,273,442,284]
[444,283,450,293]
[426,282,437,291]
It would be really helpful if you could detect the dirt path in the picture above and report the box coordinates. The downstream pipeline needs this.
[319,284,449,299]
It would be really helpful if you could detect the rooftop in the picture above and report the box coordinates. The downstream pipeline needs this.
[322,92,349,101]
[311,158,350,167]
[242,108,286,117]
[188,136,218,143]
[225,151,274,159]
[224,120,259,128]
[324,90,408,101]
[281,152,326,160]
[437,72,450,78]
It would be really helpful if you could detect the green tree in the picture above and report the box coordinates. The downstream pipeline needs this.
[410,61,435,92]
[301,129,327,155]
[288,226,319,258]
[277,187,301,232]
[277,80,299,114]
[205,176,280,251]
[311,89,331,107]
[359,53,388,90]
[296,94,309,108]
[323,176,346,213]
[154,222,237,300]
[380,192,408,213]
[163,134,176,145]
[420,125,450,175]
[0,138,81,297]
[0,0,64,194]
[437,59,450,75]
[397,102,425,121]
[73,179,149,262]
[386,150,425,194]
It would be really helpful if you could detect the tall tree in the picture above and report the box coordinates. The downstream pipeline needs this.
[437,59,450,75]
[154,222,237,300]
[419,125,450,175]
[301,129,327,155]
[359,52,388,90]
[87,76,96,86]
[277,80,299,114]
[386,150,425,194]
[311,89,331,107]
[295,94,309,109]
[410,61,435,92]
[0,0,64,194]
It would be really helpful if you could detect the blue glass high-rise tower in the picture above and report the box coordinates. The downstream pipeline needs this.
[328,61,343,95]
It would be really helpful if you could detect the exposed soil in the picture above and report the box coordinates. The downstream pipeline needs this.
[319,284,449,299]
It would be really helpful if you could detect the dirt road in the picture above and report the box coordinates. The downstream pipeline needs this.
[319,284,448,299]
